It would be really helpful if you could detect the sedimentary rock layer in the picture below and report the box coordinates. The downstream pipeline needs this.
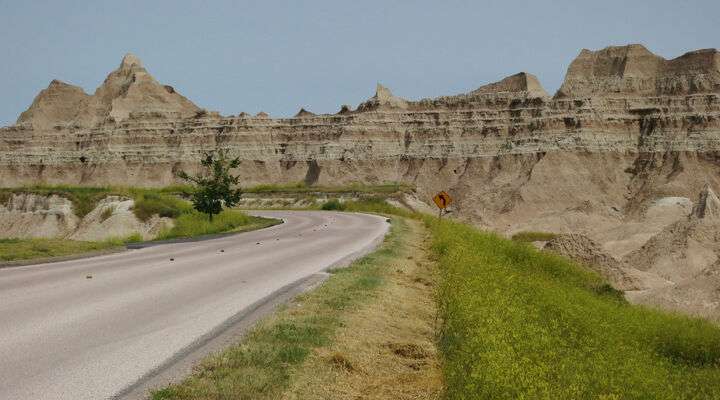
[2,45,720,229]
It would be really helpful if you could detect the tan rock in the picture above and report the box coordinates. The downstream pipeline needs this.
[692,184,720,220]
[470,72,548,97]
[556,44,720,98]
[16,80,91,129]
[356,83,408,111]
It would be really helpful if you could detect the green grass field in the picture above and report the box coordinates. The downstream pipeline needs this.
[427,217,720,399]
[0,238,123,262]
[156,210,280,240]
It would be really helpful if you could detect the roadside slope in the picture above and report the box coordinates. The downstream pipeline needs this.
[151,218,442,400]
[429,217,720,399]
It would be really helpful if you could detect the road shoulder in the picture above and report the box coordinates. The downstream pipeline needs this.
[149,217,442,400]
[281,218,442,400]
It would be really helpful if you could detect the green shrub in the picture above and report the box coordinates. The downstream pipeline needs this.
[427,218,720,399]
[123,233,144,243]
[320,198,345,211]
[157,210,255,239]
[132,192,192,221]
[100,206,115,222]
[0,191,10,205]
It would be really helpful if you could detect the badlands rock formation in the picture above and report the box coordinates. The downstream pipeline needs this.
[0,193,172,241]
[2,44,720,318]
[16,54,199,129]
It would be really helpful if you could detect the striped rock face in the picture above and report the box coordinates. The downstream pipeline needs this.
[2,45,720,235]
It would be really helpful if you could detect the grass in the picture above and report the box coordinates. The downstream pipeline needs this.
[133,191,193,222]
[511,230,559,242]
[245,181,414,194]
[318,197,417,218]
[156,210,280,240]
[0,237,124,262]
[320,198,344,210]
[427,217,720,399]
[99,206,115,222]
[281,219,442,399]
[0,185,193,219]
[151,217,409,400]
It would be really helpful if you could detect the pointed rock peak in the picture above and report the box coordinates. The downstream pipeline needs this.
[294,108,315,118]
[120,53,143,69]
[49,79,69,87]
[555,44,665,98]
[357,82,408,112]
[256,111,269,118]
[471,72,549,97]
[338,104,353,114]
[80,52,199,124]
[375,83,395,100]
[16,80,90,128]
[692,184,720,220]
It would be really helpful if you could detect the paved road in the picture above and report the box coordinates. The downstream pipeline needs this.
[0,211,389,400]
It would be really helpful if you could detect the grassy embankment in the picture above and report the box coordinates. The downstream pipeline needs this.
[0,238,123,262]
[0,185,277,262]
[430,218,720,399]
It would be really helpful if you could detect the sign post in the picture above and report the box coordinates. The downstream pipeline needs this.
[432,191,453,218]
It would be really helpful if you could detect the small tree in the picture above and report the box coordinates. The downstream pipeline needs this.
[177,149,243,221]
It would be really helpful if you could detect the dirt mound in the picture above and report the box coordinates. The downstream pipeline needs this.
[628,261,720,323]
[69,196,173,241]
[621,186,720,320]
[544,234,642,290]
[624,186,720,281]
[0,193,79,238]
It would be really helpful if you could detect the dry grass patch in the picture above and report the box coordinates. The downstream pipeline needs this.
[281,219,442,400]
[152,218,430,399]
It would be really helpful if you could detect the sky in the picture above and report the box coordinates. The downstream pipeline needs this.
[1,0,718,126]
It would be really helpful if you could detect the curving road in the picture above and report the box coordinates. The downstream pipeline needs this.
[0,211,389,400]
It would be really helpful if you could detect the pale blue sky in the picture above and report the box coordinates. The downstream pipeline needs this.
[1,0,718,126]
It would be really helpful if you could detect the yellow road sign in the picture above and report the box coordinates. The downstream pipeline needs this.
[433,191,452,209]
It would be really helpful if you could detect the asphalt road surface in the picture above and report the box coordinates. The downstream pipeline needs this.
[0,211,389,400]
